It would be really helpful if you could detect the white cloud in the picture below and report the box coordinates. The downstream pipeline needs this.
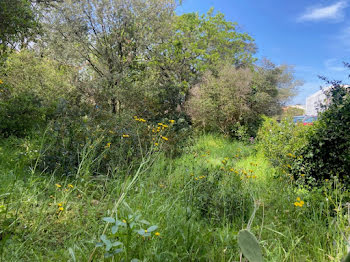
[298,1,347,22]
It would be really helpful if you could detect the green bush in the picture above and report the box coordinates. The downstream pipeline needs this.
[0,93,48,137]
[256,116,312,170]
[190,166,252,223]
[293,85,350,186]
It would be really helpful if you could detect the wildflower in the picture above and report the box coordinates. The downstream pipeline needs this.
[139,118,146,122]
[222,160,227,164]
[158,123,163,126]
[144,229,148,233]
[122,134,130,138]
[55,184,62,188]
[252,175,257,179]
[155,232,160,236]
[195,177,199,181]
[169,120,175,124]
[58,203,63,207]
[162,124,168,128]
[161,136,168,141]
[58,207,64,211]
[296,197,301,201]
[105,142,111,148]
[65,189,69,192]
[287,164,292,169]
[300,174,305,177]
[0,79,3,84]
[224,157,229,161]
[300,201,305,205]
[234,170,239,174]
[154,143,159,146]
[229,168,234,172]
[287,153,293,157]
[123,219,127,223]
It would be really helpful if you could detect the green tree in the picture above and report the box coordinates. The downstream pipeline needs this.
[148,9,256,117]
[44,0,176,114]
[0,0,39,58]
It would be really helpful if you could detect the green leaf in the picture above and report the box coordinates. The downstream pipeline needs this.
[147,225,158,232]
[237,230,263,262]
[111,225,118,234]
[102,217,115,223]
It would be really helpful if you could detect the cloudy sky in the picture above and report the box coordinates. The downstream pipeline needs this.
[177,0,350,105]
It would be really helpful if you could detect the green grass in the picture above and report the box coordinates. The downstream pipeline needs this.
[0,134,349,261]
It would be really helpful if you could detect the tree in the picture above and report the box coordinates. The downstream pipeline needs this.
[147,9,256,117]
[0,0,39,60]
[44,0,176,114]
[185,60,301,136]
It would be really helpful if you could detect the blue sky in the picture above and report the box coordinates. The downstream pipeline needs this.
[177,0,350,105]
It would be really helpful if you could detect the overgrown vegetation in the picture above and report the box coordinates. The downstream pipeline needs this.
[0,0,350,261]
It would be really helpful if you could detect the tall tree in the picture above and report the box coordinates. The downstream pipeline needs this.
[44,0,176,114]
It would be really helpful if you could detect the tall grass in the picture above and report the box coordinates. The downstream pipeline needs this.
[0,134,349,261]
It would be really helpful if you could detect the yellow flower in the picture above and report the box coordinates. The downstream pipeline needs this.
[144,229,148,233]
[155,232,160,236]
[162,124,168,128]
[195,177,199,180]
[294,202,300,207]
[58,207,64,211]
[169,120,175,124]
[300,200,305,206]
[105,142,111,148]
[296,197,301,201]
[154,143,159,146]
[222,160,227,164]
[161,136,168,141]
[123,219,126,223]
[122,134,130,138]
[58,203,63,207]
[68,184,74,188]
[229,168,234,172]
[158,123,163,126]
[55,184,62,188]
[300,174,305,177]
[287,164,292,169]
[0,79,3,84]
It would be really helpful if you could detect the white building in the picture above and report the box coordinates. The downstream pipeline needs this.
[305,86,331,115]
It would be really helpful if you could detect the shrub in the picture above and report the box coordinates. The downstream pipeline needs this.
[190,166,252,223]
[293,84,350,186]
[256,116,312,170]
[0,93,48,137]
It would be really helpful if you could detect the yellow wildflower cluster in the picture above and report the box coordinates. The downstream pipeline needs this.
[134,116,147,122]
[294,197,305,207]
[57,203,64,211]
[122,134,130,138]
[160,136,168,141]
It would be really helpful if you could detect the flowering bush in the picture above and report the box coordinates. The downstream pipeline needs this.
[256,116,313,171]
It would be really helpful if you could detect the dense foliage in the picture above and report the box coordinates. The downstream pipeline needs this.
[293,83,350,186]
[256,116,312,170]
